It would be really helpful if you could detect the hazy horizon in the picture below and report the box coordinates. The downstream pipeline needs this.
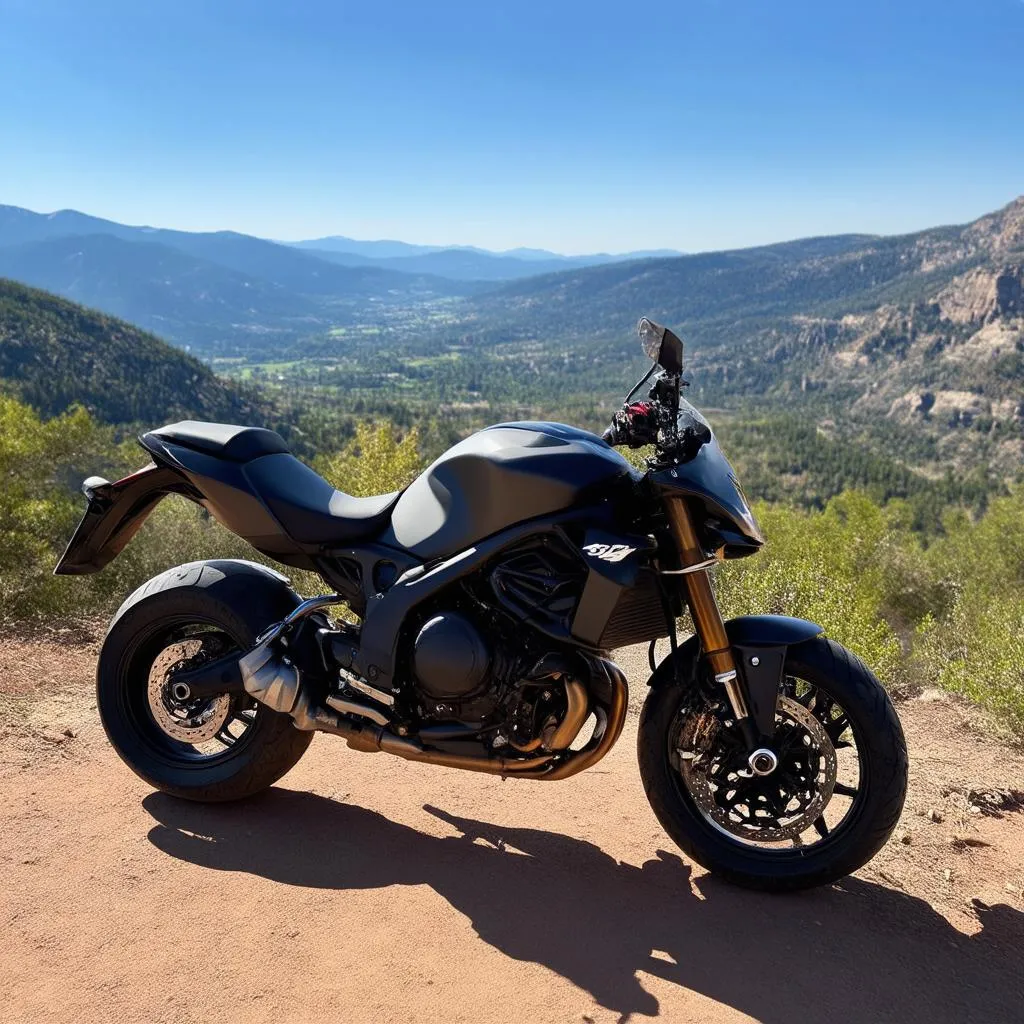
[6,190,1022,260]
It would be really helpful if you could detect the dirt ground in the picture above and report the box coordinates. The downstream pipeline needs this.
[2,633,1023,1024]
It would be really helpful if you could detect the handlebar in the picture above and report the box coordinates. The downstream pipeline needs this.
[603,379,710,461]
[602,401,660,449]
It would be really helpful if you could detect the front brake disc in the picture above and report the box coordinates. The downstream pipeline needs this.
[676,695,838,843]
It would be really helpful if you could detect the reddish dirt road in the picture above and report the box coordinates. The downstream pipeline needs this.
[2,635,1023,1024]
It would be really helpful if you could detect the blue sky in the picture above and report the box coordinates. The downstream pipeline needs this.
[1,0,1022,253]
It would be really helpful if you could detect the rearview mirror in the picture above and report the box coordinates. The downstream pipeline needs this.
[637,317,684,375]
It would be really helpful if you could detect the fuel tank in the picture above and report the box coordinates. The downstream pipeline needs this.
[381,422,640,560]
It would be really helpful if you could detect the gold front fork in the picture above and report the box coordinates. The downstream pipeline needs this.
[664,496,751,723]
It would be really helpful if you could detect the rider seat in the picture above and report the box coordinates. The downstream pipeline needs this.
[144,421,399,546]
[146,421,291,462]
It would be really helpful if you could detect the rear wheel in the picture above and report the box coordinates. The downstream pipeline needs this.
[638,636,907,891]
[97,562,313,802]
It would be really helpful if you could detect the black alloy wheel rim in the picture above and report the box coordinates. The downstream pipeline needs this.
[670,673,866,852]
[122,618,262,767]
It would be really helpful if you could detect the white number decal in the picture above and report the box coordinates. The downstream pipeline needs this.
[582,542,636,563]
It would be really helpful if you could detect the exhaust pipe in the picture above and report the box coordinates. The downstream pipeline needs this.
[318,659,628,781]
[239,624,629,780]
[238,634,388,731]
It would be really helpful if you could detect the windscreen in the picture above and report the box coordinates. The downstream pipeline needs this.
[637,318,665,362]
[678,398,711,436]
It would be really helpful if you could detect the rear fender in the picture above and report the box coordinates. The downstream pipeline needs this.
[54,463,197,576]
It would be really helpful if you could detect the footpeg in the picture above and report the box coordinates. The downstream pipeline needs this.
[326,693,389,727]
[339,667,395,707]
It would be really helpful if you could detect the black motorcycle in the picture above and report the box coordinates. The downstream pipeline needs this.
[57,318,907,890]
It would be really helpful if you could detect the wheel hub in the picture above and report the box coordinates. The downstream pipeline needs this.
[748,748,779,776]
[147,642,231,744]
[170,681,192,702]
[676,695,838,843]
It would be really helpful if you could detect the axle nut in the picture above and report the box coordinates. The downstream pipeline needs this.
[748,748,779,776]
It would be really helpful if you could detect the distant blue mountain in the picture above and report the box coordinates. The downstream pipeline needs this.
[0,202,686,352]
[289,235,684,281]
[0,206,458,295]
[0,204,682,292]
[291,236,448,259]
[501,245,684,263]
[300,246,588,281]
[0,204,470,353]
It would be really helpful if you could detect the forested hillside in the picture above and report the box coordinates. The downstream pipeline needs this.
[0,279,263,424]
[0,235,325,352]
[1,196,1021,488]
[452,199,1023,345]
[301,196,1024,482]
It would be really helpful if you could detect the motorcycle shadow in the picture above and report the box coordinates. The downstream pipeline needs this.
[143,789,1023,1024]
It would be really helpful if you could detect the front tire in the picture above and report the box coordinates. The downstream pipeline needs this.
[97,560,313,802]
[638,636,907,891]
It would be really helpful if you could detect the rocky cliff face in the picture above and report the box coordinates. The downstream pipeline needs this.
[703,197,1024,476]
[994,266,1024,317]
[938,265,1024,323]
[962,195,1024,256]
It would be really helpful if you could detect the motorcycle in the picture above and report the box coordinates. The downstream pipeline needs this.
[57,318,907,890]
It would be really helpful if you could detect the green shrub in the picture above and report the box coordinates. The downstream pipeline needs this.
[0,400,425,622]
[313,421,423,497]
[713,492,905,684]
[1,396,1021,739]
[913,599,1024,736]
[908,490,1024,732]
[0,396,130,617]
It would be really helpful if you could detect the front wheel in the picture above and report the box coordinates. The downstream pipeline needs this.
[638,636,907,891]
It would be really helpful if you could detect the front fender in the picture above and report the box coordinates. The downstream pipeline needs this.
[647,614,824,738]
[722,614,823,646]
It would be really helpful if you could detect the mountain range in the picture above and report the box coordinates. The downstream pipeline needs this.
[438,196,1024,475]
[0,204,685,351]
[290,235,683,280]
[0,205,479,353]
[0,204,680,294]
[0,196,1021,480]
[291,233,679,262]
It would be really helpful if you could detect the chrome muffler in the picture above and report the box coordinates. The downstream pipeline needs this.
[239,642,302,715]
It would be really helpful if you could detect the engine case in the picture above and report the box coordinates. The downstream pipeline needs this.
[412,612,491,699]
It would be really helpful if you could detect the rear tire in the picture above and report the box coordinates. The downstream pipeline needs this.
[638,636,907,891]
[97,560,313,802]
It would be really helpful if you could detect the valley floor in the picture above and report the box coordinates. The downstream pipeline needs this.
[2,636,1023,1024]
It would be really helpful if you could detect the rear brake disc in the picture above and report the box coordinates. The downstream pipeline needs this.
[147,642,232,744]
